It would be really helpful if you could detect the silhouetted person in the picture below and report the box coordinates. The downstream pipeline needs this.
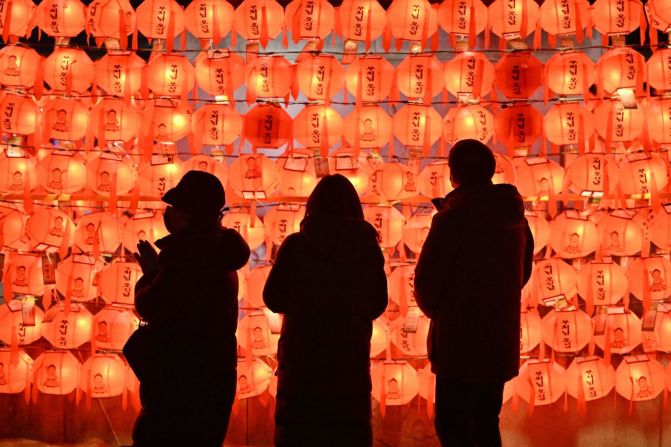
[414,139,533,447]
[264,174,388,447]
[124,171,250,447]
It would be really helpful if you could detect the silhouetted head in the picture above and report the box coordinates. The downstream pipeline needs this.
[162,171,225,231]
[306,174,363,219]
[448,139,496,187]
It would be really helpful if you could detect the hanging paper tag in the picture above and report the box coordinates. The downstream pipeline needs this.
[21,296,36,327]
[41,253,60,285]
[313,148,330,178]
[454,36,468,52]
[403,311,419,333]
[593,307,608,336]
[104,39,121,51]
[616,89,637,110]
[342,39,358,65]
[641,305,658,332]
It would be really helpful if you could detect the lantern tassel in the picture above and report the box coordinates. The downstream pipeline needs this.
[2,0,12,43]
[261,5,269,48]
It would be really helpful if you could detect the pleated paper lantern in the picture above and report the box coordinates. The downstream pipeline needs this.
[93,308,139,350]
[181,155,227,186]
[443,104,494,144]
[650,204,671,251]
[387,0,439,48]
[145,54,195,98]
[401,211,435,254]
[437,0,487,39]
[388,263,417,308]
[0,206,28,250]
[236,358,273,399]
[443,51,495,100]
[34,351,81,395]
[392,104,443,150]
[86,0,135,44]
[26,208,75,252]
[593,99,644,143]
[370,319,388,358]
[617,152,668,196]
[190,104,242,150]
[648,0,671,33]
[0,349,32,394]
[544,102,594,148]
[97,261,143,305]
[41,303,93,349]
[643,97,671,144]
[145,100,192,142]
[598,210,644,257]
[488,0,540,40]
[337,0,387,46]
[530,258,577,306]
[548,210,599,259]
[593,309,641,355]
[90,99,139,144]
[184,0,234,43]
[136,0,185,41]
[565,356,616,401]
[237,312,280,356]
[293,104,343,150]
[284,0,335,43]
[520,309,542,353]
[345,55,395,103]
[264,205,305,245]
[295,53,345,103]
[193,50,244,98]
[515,360,567,405]
[243,103,293,150]
[74,212,122,255]
[628,256,671,302]
[494,103,543,150]
[526,211,550,255]
[566,154,619,197]
[363,205,405,248]
[596,47,645,96]
[36,152,86,194]
[417,160,452,198]
[513,156,564,198]
[86,154,135,197]
[79,354,126,398]
[276,148,318,197]
[245,55,292,102]
[539,0,590,39]
[544,50,596,97]
[43,47,94,94]
[592,0,644,37]
[0,45,42,90]
[55,255,99,302]
[245,265,271,307]
[0,302,44,346]
[4,253,44,296]
[233,0,284,46]
[42,97,90,142]
[391,308,430,357]
[0,93,39,136]
[0,0,35,40]
[227,154,279,200]
[0,153,36,193]
[541,308,593,353]
[396,54,444,102]
[136,159,182,197]
[36,0,86,37]
[495,52,544,99]
[646,47,671,93]
[326,148,377,195]
[615,355,665,401]
[371,361,419,406]
[93,52,145,98]
[576,261,629,307]
[342,105,393,150]
[493,153,516,185]
[222,209,265,251]
[368,162,418,202]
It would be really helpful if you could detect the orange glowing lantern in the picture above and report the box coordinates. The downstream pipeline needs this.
[364,205,405,248]
[284,0,335,43]
[526,211,550,255]
[544,50,596,97]
[371,319,388,358]
[541,308,593,353]
[592,0,643,37]
[237,312,280,356]
[566,154,619,197]
[93,307,139,350]
[4,253,44,296]
[495,52,544,99]
[396,54,444,103]
[598,210,644,257]
[345,55,395,103]
[530,258,577,306]
[393,104,443,151]
[0,45,41,89]
[402,211,435,254]
[144,54,195,98]
[387,0,438,48]
[342,105,392,150]
[245,55,293,102]
[628,256,671,302]
[182,154,227,185]
[371,361,419,406]
[437,0,487,40]
[34,351,81,395]
[515,360,567,405]
[222,209,265,251]
[646,47,671,93]
[618,152,668,196]
[0,302,44,346]
[42,97,90,142]
[615,355,665,401]
[549,211,600,259]
[647,0,671,33]
[144,99,192,142]
[0,349,32,394]
[643,97,671,144]
[650,204,671,251]
[593,99,644,143]
[295,53,345,103]
[488,0,540,41]
[245,265,271,307]
[233,0,284,47]
[244,103,293,150]
[74,212,122,255]
[388,263,417,308]
[337,0,387,47]
[576,261,629,307]
[264,204,305,245]
[368,162,418,202]
[417,160,452,198]
[593,308,641,355]
[493,153,516,185]
[79,354,127,398]
[391,308,430,357]
[513,156,564,199]
[236,358,272,399]
[494,103,543,150]
[55,255,99,302]
[293,104,343,150]
[193,49,244,98]
[565,356,616,401]
[43,47,94,94]
[444,104,494,144]
[36,0,86,37]
[0,152,36,193]
[227,154,279,199]
[544,102,594,149]
[26,208,75,252]
[98,261,143,305]
[86,0,135,45]
[276,148,318,197]
[136,0,185,41]
[0,93,39,136]
[539,0,590,41]
[443,51,495,100]
[326,148,377,195]
[90,99,139,144]
[0,0,35,41]
[41,303,93,349]
[137,158,182,197]
[596,48,645,96]
[93,52,145,98]
[122,211,168,251]
[86,153,135,197]
[184,0,233,44]
[0,206,28,250]
[520,309,542,353]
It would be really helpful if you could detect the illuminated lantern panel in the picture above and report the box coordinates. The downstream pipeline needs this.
[0,302,45,346]
[41,303,93,350]
[643,97,671,145]
[370,319,388,358]
[443,52,495,100]
[0,93,39,136]
[628,256,671,303]
[93,308,139,351]
[55,255,100,302]
[78,354,127,398]
[263,205,305,246]
[396,54,444,102]
[515,360,567,405]
[617,153,668,197]
[326,148,378,195]
[135,0,185,41]
[0,153,37,193]
[0,45,42,90]
[73,212,122,255]
[529,258,577,307]
[293,105,343,150]
[593,309,642,355]
[488,0,540,40]
[576,261,630,307]
[387,263,418,308]
[401,211,435,254]
[0,206,28,251]
[36,152,87,194]
[393,104,443,150]
[615,355,666,401]
[646,47,671,93]
[284,0,335,43]
[565,356,616,402]
[276,149,318,197]
[236,358,273,399]
[593,100,644,143]
[342,106,393,150]
[90,99,140,144]
[86,0,135,43]
[363,205,405,249]
[543,102,594,148]
[368,162,419,202]
[97,262,143,306]
[443,104,494,144]
[184,0,234,43]
[390,308,430,357]
[565,154,619,198]
[42,98,90,143]
[36,0,86,38]
[294,53,345,103]
[43,47,94,94]
[596,48,645,96]
[136,159,183,197]
[245,55,293,101]
[233,0,285,46]
[495,52,544,100]
[539,0,590,39]
[387,0,438,47]
[493,153,516,185]
[545,50,596,97]
[194,50,244,98]
[345,55,395,103]
[650,204,671,251]
[651,303,671,353]
[5,253,44,297]
[597,210,644,257]
[191,105,243,149]
[243,104,293,150]
[0,349,33,394]
[26,208,75,253]
[548,211,600,259]
[520,310,542,353]
[417,161,452,198]
[227,154,279,200]
[34,351,81,395]
[337,0,387,44]
[526,211,550,255]
[541,308,593,353]
[237,312,280,356]
[513,157,565,199]
[222,210,265,251]
[93,53,145,97]
[437,0,487,39]
[494,104,543,150]
[371,361,419,406]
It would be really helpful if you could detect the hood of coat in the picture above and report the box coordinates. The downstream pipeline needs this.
[442,183,525,228]
[300,214,379,262]
[155,224,250,272]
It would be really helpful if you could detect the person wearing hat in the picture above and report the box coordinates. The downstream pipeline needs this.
[125,171,250,447]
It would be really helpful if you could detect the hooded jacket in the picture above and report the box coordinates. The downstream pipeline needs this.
[414,183,533,382]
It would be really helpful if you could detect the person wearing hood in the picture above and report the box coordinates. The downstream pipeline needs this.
[414,139,533,447]
[124,170,250,447]
[263,174,388,447]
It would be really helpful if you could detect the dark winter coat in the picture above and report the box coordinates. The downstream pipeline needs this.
[414,183,533,383]
[263,214,388,446]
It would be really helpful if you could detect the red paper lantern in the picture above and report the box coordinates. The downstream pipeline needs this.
[145,54,195,98]
[647,0,671,33]
[565,154,619,197]
[97,262,143,305]
[345,55,395,103]
[417,160,453,198]
[42,97,90,142]
[143,99,192,142]
[34,351,81,395]
[93,52,145,98]
[598,210,644,257]
[370,319,388,358]
[443,104,494,144]
[596,47,645,96]
[520,309,542,353]
[235,358,272,399]
[137,159,182,197]
[284,0,335,43]
[193,49,244,98]
[0,349,33,394]
[488,0,540,40]
[576,261,629,307]
[36,0,86,37]
[396,54,444,103]
[90,99,139,144]
[26,208,75,252]
[191,104,243,149]
[646,48,671,93]
[526,211,550,255]
[0,45,42,90]
[494,103,543,150]
[444,51,495,100]
[184,0,234,43]
[342,105,393,149]
[617,152,668,196]
[245,55,292,102]
[495,52,544,99]
[493,153,516,185]
[4,253,44,296]
[628,256,671,302]
[651,303,671,352]
[41,303,93,349]
[244,103,293,150]
[388,263,417,308]
[615,355,665,401]
[136,0,185,41]
[543,102,594,147]
[79,354,127,398]
[548,210,599,258]
[293,104,343,150]
[74,212,122,254]
[541,308,593,353]
[0,153,37,193]
[0,93,39,136]
[0,206,28,250]
[643,97,671,144]
[227,154,279,199]
[593,99,644,143]
[368,162,418,202]
[245,265,271,307]
[0,303,44,346]
[326,148,378,195]
[222,209,265,251]
[387,0,439,47]
[370,361,419,406]
[437,0,487,39]
[391,308,430,356]
[86,0,135,44]
[43,47,94,94]
[182,155,227,185]
[566,356,616,402]
[337,0,387,45]
[401,211,435,254]
[593,309,642,355]
[237,312,280,356]
[55,255,100,302]
[530,258,577,306]
[515,360,567,405]
[539,0,590,39]
[417,363,435,403]
[363,205,405,248]
[92,305,139,349]
[544,50,596,97]
[592,0,644,36]
[233,0,284,46]
[295,53,345,103]
[276,148,318,197]
[0,0,35,40]
[650,204,671,251]
[392,104,443,149]
[264,204,305,245]
[86,154,135,197]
